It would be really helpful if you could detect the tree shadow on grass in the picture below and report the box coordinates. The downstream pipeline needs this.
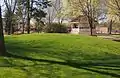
[4,40,120,78]
[1,52,119,78]
[6,40,120,61]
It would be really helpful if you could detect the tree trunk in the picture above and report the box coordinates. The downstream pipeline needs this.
[0,6,6,56]
[108,20,113,34]
[27,0,30,34]
[89,20,93,36]
[11,24,14,34]
[8,19,11,35]
[22,18,25,34]
[7,12,13,35]
[22,23,25,34]
[90,27,93,36]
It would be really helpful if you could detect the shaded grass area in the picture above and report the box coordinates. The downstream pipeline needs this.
[0,33,120,78]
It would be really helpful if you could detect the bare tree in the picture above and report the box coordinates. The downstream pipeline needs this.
[78,0,99,35]
[16,0,27,34]
[46,0,63,24]
[106,0,120,34]
[4,0,17,35]
[68,0,100,35]
[107,0,120,19]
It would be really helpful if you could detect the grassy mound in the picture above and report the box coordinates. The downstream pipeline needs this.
[0,33,120,78]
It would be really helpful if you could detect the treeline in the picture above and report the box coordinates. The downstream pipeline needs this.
[2,0,69,35]
[63,0,120,35]
[3,0,51,35]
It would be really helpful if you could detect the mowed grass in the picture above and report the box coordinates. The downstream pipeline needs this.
[0,33,120,78]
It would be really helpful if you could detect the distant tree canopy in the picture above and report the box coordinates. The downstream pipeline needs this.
[3,0,51,34]
[105,0,120,34]
[62,0,102,35]
[106,0,120,19]
[1,0,120,36]
[4,0,17,35]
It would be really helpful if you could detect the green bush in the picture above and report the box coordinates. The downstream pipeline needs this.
[43,23,68,33]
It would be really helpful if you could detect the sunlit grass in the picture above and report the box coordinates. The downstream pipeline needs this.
[0,33,120,78]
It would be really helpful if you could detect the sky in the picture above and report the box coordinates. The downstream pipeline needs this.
[0,0,5,16]
[0,0,107,22]
[0,0,4,6]
[0,0,4,9]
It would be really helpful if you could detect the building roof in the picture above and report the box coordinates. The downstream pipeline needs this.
[70,15,98,24]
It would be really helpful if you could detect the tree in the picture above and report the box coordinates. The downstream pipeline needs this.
[64,0,101,35]
[4,0,17,35]
[32,8,46,33]
[106,0,120,34]
[4,9,9,33]
[26,0,30,34]
[16,0,27,34]
[0,6,6,56]
[107,0,120,19]
[26,0,51,34]
[45,0,63,24]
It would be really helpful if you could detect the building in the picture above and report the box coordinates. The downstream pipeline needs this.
[69,15,98,35]
[68,15,111,35]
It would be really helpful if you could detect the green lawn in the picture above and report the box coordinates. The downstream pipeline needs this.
[0,33,120,78]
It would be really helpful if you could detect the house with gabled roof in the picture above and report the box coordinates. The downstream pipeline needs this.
[69,15,108,35]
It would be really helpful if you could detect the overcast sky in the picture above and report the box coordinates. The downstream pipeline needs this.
[0,0,4,5]
[0,0,4,9]
[0,0,5,15]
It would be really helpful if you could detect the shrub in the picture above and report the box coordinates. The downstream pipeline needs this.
[43,23,68,33]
